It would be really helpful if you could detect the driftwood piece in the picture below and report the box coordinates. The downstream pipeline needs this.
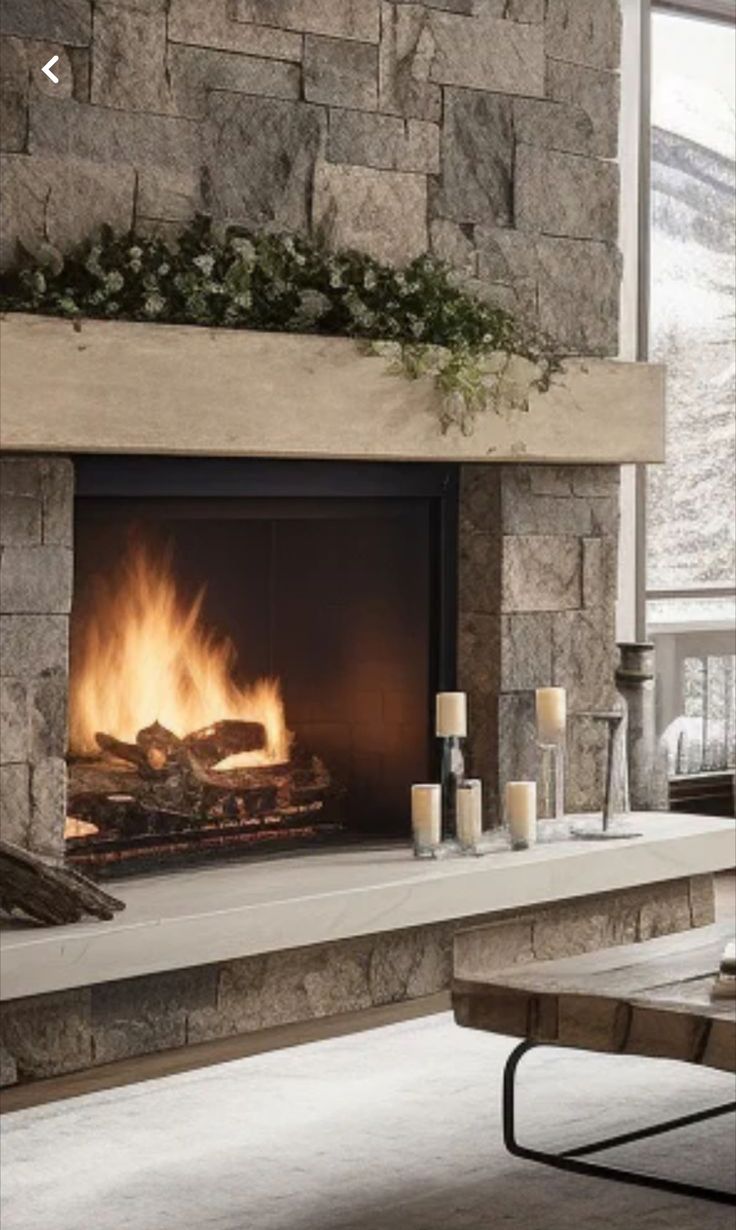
[0,840,125,926]
[183,720,267,767]
[452,923,736,1073]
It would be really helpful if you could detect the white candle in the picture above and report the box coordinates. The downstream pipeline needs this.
[505,781,537,847]
[457,779,483,846]
[436,691,467,738]
[536,687,566,744]
[411,784,441,848]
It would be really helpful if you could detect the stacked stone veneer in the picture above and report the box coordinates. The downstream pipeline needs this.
[0,456,73,857]
[458,462,620,815]
[1,0,620,354]
[0,876,714,1086]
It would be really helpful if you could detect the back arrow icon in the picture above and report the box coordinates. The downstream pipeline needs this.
[42,56,60,84]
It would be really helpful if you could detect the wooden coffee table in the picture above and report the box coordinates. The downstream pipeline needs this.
[453,922,736,1206]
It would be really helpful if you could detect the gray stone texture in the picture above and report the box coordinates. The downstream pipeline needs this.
[458,464,620,815]
[304,35,378,110]
[0,458,72,855]
[515,144,619,241]
[0,0,624,333]
[205,94,325,231]
[435,89,514,225]
[545,0,621,71]
[0,879,705,1085]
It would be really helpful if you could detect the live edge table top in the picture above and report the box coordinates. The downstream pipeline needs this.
[452,923,736,1074]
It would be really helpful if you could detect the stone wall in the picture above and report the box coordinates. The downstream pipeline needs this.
[458,462,620,814]
[0,875,713,1086]
[0,456,73,856]
[1,0,621,354]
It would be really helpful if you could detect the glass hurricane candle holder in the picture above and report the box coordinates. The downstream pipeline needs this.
[538,740,565,820]
[411,784,443,858]
[440,734,466,844]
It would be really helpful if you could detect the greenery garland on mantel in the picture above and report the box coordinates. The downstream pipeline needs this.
[0,216,559,434]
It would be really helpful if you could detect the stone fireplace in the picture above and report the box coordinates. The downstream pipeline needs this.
[0,440,629,868]
[6,0,729,1096]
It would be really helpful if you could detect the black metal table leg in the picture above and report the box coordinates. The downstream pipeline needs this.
[502,1040,736,1207]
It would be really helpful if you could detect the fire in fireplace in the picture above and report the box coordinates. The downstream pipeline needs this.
[65,458,457,873]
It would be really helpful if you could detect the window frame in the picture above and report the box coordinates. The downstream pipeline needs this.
[636,0,736,637]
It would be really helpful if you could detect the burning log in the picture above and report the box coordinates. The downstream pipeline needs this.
[0,839,125,926]
[184,719,267,767]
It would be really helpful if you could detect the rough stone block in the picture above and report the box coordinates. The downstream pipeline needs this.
[0,990,92,1080]
[428,9,544,96]
[304,35,378,110]
[528,466,573,497]
[506,0,544,19]
[136,166,202,223]
[546,58,620,159]
[91,968,218,1063]
[536,235,620,355]
[0,678,27,764]
[235,0,380,42]
[0,1046,17,1088]
[0,495,42,545]
[312,162,427,266]
[30,756,66,853]
[378,2,442,121]
[533,893,640,961]
[328,110,439,173]
[0,615,68,677]
[454,919,533,979]
[368,925,450,1002]
[1,152,136,268]
[0,0,91,45]
[501,535,581,613]
[0,546,72,614]
[545,0,621,71]
[564,711,608,812]
[459,464,501,535]
[429,218,476,276]
[29,669,67,758]
[458,612,500,696]
[40,457,74,546]
[169,45,300,118]
[0,761,31,847]
[688,874,715,927]
[639,880,692,940]
[1,37,30,153]
[0,457,43,498]
[497,691,538,790]
[571,465,620,497]
[552,608,616,710]
[500,612,553,692]
[28,94,200,169]
[515,145,619,241]
[582,536,617,610]
[91,4,170,113]
[500,469,593,536]
[435,88,513,225]
[168,0,303,59]
[458,531,502,616]
[512,96,596,159]
[205,94,324,231]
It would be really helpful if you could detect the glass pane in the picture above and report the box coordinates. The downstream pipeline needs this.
[647,12,736,592]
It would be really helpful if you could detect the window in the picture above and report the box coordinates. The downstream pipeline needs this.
[646,5,736,776]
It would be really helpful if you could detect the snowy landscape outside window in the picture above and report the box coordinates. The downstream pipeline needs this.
[647,7,736,777]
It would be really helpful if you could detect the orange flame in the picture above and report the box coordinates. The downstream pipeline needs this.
[70,542,290,768]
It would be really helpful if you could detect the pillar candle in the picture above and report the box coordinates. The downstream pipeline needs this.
[411,784,441,847]
[505,781,537,847]
[457,779,483,846]
[436,692,467,738]
[536,687,566,744]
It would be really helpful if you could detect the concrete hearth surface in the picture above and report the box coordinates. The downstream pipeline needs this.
[1,813,733,1001]
[2,811,733,1003]
[2,1014,734,1230]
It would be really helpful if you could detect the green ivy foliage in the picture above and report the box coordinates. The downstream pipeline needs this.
[0,216,553,428]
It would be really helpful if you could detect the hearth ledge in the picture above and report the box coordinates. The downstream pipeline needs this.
[1,813,732,1001]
